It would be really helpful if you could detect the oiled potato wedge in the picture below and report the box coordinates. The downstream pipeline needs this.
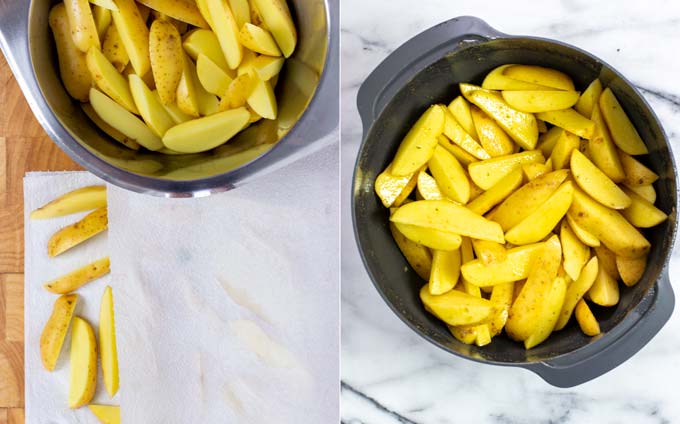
[599,87,648,155]
[206,0,243,69]
[137,0,209,28]
[589,102,626,182]
[374,164,418,208]
[87,47,138,114]
[429,248,461,295]
[111,0,151,76]
[246,74,277,119]
[389,222,432,281]
[482,64,552,91]
[522,162,551,180]
[44,257,110,294]
[239,23,281,56]
[594,245,619,279]
[559,220,590,281]
[460,242,544,286]
[537,126,562,157]
[391,200,504,243]
[129,74,175,137]
[571,150,631,209]
[471,239,507,265]
[251,0,297,58]
[575,299,600,336]
[65,0,101,52]
[102,23,130,72]
[31,185,106,220]
[50,4,92,101]
[394,222,462,251]
[251,55,284,81]
[468,150,544,190]
[100,286,120,397]
[416,170,445,201]
[420,284,497,326]
[196,53,233,96]
[502,90,580,113]
[466,168,523,215]
[470,105,514,157]
[438,136,478,166]
[503,65,575,91]
[566,214,600,247]
[616,254,646,287]
[48,206,108,257]
[40,294,79,371]
[149,19,184,105]
[548,126,579,169]
[391,105,445,176]
[428,145,470,204]
[554,256,598,330]
[162,107,250,153]
[442,108,489,160]
[537,109,595,139]
[620,187,667,228]
[625,183,656,203]
[618,151,658,186]
[588,264,620,306]
[488,281,514,336]
[524,276,568,349]
[448,96,479,140]
[90,88,163,150]
[89,405,120,424]
[69,317,97,408]
[575,79,603,118]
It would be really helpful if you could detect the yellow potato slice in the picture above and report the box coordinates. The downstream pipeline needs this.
[466,167,523,215]
[571,149,631,209]
[506,235,562,341]
[537,126,562,157]
[468,150,544,190]
[90,88,163,150]
[618,151,658,186]
[196,0,213,26]
[560,220,590,281]
[566,213,600,247]
[40,294,79,371]
[554,256,598,330]
[471,239,507,265]
[183,29,232,75]
[90,0,118,10]
[391,200,504,243]
[460,242,544,286]
[620,187,668,228]
[537,119,548,133]
[93,5,112,40]
[44,257,111,294]
[416,170,445,201]
[239,23,281,56]
[394,222,462,251]
[389,222,432,281]
[457,241,492,347]
[589,102,626,182]
[149,19,184,105]
[505,181,574,245]
[429,248,461,295]
[549,128,579,169]
[428,145,470,204]
[575,299,600,336]
[111,0,151,76]
[625,183,656,203]
[31,185,106,220]
[420,284,497,326]
[247,74,277,119]
[65,0,101,52]
[229,0,251,28]
[100,286,119,397]
[87,47,138,114]
[176,56,201,117]
[102,23,129,72]
[490,169,568,231]
[50,4,93,102]
[448,323,477,345]
[69,317,97,408]
[569,188,650,258]
[599,87,648,155]
[154,91,193,124]
[218,72,257,110]
[502,90,580,113]
[463,86,539,150]
[481,64,553,91]
[82,103,140,149]
[594,244,619,280]
[616,254,646,287]
[137,0,209,28]
[48,206,108,257]
[522,162,551,181]
[537,109,595,139]
[391,105,445,176]
[575,79,603,118]
[470,105,514,157]
[89,405,120,424]
[588,264,620,306]
[438,136,478,166]
[442,108,489,160]
[196,53,233,96]
[524,276,568,349]
[251,0,297,58]
[503,65,575,91]
[488,281,513,336]
[206,0,243,69]
[251,55,284,81]
[162,107,250,153]
[374,164,418,208]
[448,96,479,140]
[129,74,175,138]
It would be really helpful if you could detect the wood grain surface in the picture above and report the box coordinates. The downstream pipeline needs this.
[0,52,82,423]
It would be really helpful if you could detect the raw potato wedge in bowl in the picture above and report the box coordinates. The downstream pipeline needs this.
[353,17,677,388]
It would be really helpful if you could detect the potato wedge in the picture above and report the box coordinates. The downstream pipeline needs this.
[537,126,562,157]
[416,170,445,201]
[464,86,539,150]
[594,244,619,279]
[575,79,603,118]
[196,53,233,96]
[599,87,648,155]
[442,108,490,160]
[438,140,478,166]
[624,183,656,204]
[100,286,120,397]
[502,90,580,113]
[429,248,461,295]
[111,0,151,76]
[129,74,175,137]
[218,72,257,110]
[503,65,575,91]
[375,164,419,208]
[569,188,650,258]
[575,299,600,336]
[505,181,574,245]
[566,213,600,247]
[48,207,108,257]
[470,105,514,157]
[481,64,552,91]
[618,151,658,186]
[488,281,514,336]
[420,284,497,326]
[554,256,598,330]
[588,264,620,306]
[44,257,111,294]
[183,29,232,74]
[137,0,209,28]
[153,92,192,124]
[620,187,667,228]
[229,0,251,28]
[251,0,297,58]
[548,128,579,169]
[448,323,477,345]
[251,55,284,81]
[616,254,646,287]
[571,149,631,209]
[536,109,595,139]
[90,0,118,10]
[560,220,590,281]
[87,47,138,114]
[448,96,479,140]
[466,168,523,215]
[50,4,93,102]
[471,239,507,265]
[394,222,462,251]
[522,162,550,181]
[239,23,281,56]
[428,145,470,204]
[149,19,184,105]
[176,56,201,117]
[162,107,250,153]
[489,169,569,231]
[246,73,277,119]
[391,200,504,243]
[589,102,626,182]
[524,276,568,349]
[391,105,445,176]
[206,0,243,69]
[90,88,163,150]
[69,317,97,408]
[389,222,432,281]
[31,185,106,220]
[40,294,79,371]
[461,242,544,286]
[65,0,101,52]
[89,405,120,424]
[93,5,112,40]
[537,119,548,133]
[102,22,129,72]
[83,103,140,149]
[506,235,562,341]
[468,150,544,190]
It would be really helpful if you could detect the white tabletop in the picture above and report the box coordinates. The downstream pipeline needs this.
[340,1,680,422]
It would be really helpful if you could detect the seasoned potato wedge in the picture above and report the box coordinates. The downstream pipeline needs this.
[375,164,419,208]
[468,150,544,190]
[448,96,479,140]
[522,162,551,180]
[44,257,111,294]
[31,185,106,220]
[394,222,462,251]
[466,168,523,215]
[389,222,432,281]
[594,245,619,279]
[618,151,658,186]
[391,105,445,176]
[503,65,575,91]
[40,294,79,371]
[162,107,250,153]
[111,0,151,76]
[524,276,568,349]
[575,79,603,118]
[537,126,562,157]
[87,47,139,114]
[69,317,97,408]
[536,109,595,139]
[620,187,668,228]
[48,206,108,257]
[482,64,552,91]
[239,23,281,56]
[420,285,497,326]
[571,149,631,209]
[65,0,101,52]
[559,220,590,281]
[471,239,507,265]
[470,105,514,157]
[428,145,470,204]
[442,108,490,160]
[625,183,656,204]
[251,0,297,58]
[599,87,648,155]
[616,254,646,287]
[502,90,580,113]
[589,102,626,182]
[488,281,514,336]
[575,299,600,336]
[461,242,544,286]
[566,213,600,247]
[588,264,620,306]
[149,19,184,105]
[89,405,121,424]
[206,0,243,69]
[416,170,445,201]
[100,286,120,397]
[50,4,92,102]
[137,0,209,28]
[549,129,579,169]
[429,249,461,295]
[554,256,598,330]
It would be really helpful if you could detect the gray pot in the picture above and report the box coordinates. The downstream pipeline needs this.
[0,0,338,197]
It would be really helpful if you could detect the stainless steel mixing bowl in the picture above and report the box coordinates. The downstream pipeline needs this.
[0,0,338,196]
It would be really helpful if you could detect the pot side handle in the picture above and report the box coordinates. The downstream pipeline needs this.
[527,272,675,388]
[356,16,506,136]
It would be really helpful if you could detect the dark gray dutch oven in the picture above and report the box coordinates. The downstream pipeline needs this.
[352,16,677,387]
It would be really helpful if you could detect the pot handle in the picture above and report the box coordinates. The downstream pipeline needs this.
[356,16,506,136]
[526,271,675,388]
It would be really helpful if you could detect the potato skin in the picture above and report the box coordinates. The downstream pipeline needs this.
[48,207,109,257]
[64,0,101,52]
[149,19,184,105]
[40,294,79,371]
[49,4,92,101]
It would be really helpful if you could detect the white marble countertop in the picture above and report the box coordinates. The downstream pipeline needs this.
[340,1,680,422]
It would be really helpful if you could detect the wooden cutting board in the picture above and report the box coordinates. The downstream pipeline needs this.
[0,53,82,423]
